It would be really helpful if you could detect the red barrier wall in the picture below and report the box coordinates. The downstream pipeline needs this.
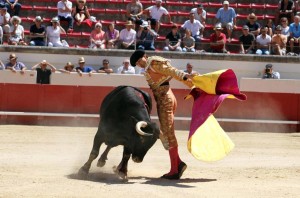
[0,83,299,131]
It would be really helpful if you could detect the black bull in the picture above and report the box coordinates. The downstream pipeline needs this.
[78,86,160,180]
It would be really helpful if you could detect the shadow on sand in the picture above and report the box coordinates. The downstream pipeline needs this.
[67,172,217,188]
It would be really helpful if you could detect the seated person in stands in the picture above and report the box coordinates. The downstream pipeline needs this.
[215,1,237,42]
[126,0,143,27]
[5,53,26,74]
[144,0,172,33]
[76,57,96,76]
[89,22,105,49]
[4,0,21,16]
[98,59,114,74]
[262,64,280,79]
[239,25,255,54]
[136,21,157,51]
[245,13,261,37]
[208,24,228,54]
[105,23,119,49]
[117,59,135,74]
[271,25,287,56]
[190,3,207,28]
[163,24,182,51]
[275,0,294,25]
[255,27,272,55]
[119,20,136,50]
[29,16,46,46]
[0,5,10,40]
[182,29,195,52]
[72,0,90,26]
[31,60,57,84]
[181,12,204,46]
[8,16,26,45]
[57,0,74,33]
[280,17,290,36]
[265,19,275,37]
[289,15,300,53]
[46,17,68,47]
[58,62,76,74]
[295,0,300,16]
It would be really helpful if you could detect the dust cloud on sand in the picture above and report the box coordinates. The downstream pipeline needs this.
[0,125,299,198]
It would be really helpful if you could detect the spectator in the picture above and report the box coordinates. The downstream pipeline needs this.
[275,0,294,25]
[119,20,136,50]
[4,0,21,16]
[136,20,157,50]
[289,15,300,52]
[239,25,255,54]
[144,0,172,33]
[183,63,198,74]
[89,22,105,49]
[182,29,195,52]
[271,25,287,55]
[5,53,26,74]
[58,62,75,73]
[255,27,272,55]
[46,17,68,47]
[8,15,26,45]
[76,57,96,76]
[72,0,90,26]
[0,58,4,69]
[105,23,119,49]
[98,59,114,74]
[117,59,135,74]
[262,64,280,79]
[181,12,204,46]
[295,0,300,16]
[280,17,290,36]
[0,5,10,39]
[208,24,228,53]
[265,19,275,37]
[31,60,57,84]
[215,0,237,42]
[190,3,207,28]
[126,0,143,27]
[57,0,74,33]
[29,16,46,46]
[245,13,261,37]
[163,24,182,51]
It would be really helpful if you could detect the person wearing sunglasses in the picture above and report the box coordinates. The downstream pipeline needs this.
[209,23,228,53]
[245,13,261,37]
[280,17,290,36]
[72,0,90,26]
[271,25,287,55]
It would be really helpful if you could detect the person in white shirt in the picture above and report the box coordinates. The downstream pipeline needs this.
[57,0,74,32]
[0,5,10,33]
[8,16,26,45]
[119,20,136,50]
[190,4,206,27]
[117,59,135,74]
[256,27,272,55]
[181,12,204,48]
[46,17,68,47]
[144,0,172,33]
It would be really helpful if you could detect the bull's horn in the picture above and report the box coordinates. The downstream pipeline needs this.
[135,121,153,136]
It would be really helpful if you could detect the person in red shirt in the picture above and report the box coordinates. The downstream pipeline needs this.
[209,24,228,53]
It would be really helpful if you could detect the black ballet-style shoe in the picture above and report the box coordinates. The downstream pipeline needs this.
[178,161,187,179]
[160,173,180,180]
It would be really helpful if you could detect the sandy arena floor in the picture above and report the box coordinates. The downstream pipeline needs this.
[0,125,299,198]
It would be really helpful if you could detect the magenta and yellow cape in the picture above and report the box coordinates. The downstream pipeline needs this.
[186,69,246,162]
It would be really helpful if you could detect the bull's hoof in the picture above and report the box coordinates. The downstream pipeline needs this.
[113,166,128,181]
[77,167,89,179]
[97,159,106,167]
